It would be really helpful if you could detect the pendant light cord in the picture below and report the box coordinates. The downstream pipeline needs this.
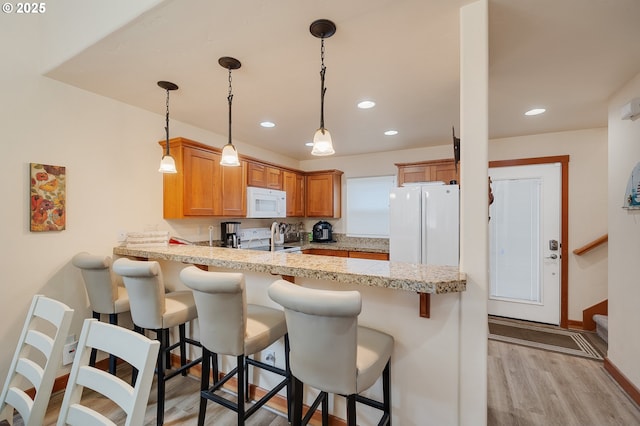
[319,37,327,132]
[227,68,233,145]
[164,88,171,156]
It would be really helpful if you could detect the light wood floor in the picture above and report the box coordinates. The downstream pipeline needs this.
[9,341,640,425]
[488,339,640,425]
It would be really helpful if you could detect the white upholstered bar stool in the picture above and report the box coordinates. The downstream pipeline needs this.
[268,279,393,426]
[179,266,291,426]
[0,295,74,426]
[112,258,202,426]
[71,252,134,375]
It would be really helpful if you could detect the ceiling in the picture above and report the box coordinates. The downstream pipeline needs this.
[46,0,640,161]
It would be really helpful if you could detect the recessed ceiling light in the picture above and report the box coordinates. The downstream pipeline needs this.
[357,100,376,109]
[384,130,398,136]
[260,121,276,128]
[524,108,546,116]
[305,141,314,147]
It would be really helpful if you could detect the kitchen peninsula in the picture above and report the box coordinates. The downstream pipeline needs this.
[113,244,466,294]
[113,244,467,423]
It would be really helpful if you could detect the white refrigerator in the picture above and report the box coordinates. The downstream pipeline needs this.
[389,183,459,266]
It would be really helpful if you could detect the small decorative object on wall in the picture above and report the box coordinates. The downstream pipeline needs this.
[30,163,66,231]
[623,162,640,209]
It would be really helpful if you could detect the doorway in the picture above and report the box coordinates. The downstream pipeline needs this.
[488,163,560,324]
[488,156,569,328]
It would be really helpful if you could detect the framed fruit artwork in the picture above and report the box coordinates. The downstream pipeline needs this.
[30,163,66,232]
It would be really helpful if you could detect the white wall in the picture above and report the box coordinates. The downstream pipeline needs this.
[0,8,297,383]
[607,72,640,389]
[489,128,608,320]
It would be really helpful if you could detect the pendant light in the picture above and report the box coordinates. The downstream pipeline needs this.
[310,19,337,156]
[157,81,179,173]
[219,56,241,167]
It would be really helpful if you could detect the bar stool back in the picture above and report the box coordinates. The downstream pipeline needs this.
[268,279,393,426]
[56,318,160,426]
[71,252,132,374]
[0,295,74,426]
[112,258,201,426]
[179,266,290,426]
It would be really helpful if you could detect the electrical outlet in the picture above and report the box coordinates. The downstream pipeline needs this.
[117,230,128,242]
[265,351,276,366]
[63,340,78,366]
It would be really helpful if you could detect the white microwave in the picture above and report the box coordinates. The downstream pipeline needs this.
[246,187,286,218]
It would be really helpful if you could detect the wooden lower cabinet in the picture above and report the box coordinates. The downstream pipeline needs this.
[303,248,389,260]
[348,251,389,260]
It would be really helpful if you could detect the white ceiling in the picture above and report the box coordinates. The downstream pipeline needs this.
[46,0,640,161]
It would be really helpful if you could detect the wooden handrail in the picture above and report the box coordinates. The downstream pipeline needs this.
[573,234,608,255]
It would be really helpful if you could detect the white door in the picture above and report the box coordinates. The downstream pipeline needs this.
[488,163,561,325]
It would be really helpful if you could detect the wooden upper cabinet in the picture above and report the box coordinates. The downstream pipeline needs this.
[220,160,247,217]
[247,162,283,190]
[396,159,459,187]
[161,137,248,218]
[283,171,305,217]
[305,170,343,218]
[161,138,222,218]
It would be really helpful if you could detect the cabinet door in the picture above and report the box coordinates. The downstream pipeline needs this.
[183,147,222,216]
[294,173,305,216]
[283,171,305,217]
[247,162,283,189]
[348,251,389,260]
[306,173,341,218]
[221,160,247,216]
[303,248,349,257]
[265,167,283,190]
[398,165,432,186]
[433,162,458,184]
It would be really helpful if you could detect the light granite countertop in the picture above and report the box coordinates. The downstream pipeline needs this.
[113,245,466,294]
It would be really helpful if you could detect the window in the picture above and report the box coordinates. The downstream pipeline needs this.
[346,175,396,237]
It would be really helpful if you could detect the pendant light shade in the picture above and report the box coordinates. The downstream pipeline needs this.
[312,128,334,156]
[219,56,241,167]
[310,19,336,156]
[157,81,178,173]
[220,142,240,166]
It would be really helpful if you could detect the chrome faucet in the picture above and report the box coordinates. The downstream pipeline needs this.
[270,221,278,252]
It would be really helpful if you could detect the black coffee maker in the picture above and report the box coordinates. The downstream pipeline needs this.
[312,221,333,243]
[221,221,241,248]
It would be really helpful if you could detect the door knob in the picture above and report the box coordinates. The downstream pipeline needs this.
[546,254,558,259]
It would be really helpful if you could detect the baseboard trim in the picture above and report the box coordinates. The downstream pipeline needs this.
[567,319,584,330]
[604,357,640,406]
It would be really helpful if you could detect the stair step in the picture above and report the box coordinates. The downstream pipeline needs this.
[593,314,608,343]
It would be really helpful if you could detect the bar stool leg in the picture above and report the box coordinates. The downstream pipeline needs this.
[291,376,304,426]
[156,329,167,426]
[284,335,292,422]
[346,394,356,426]
[383,361,392,425]
[108,313,118,375]
[244,355,249,402]
[198,348,210,426]
[179,323,187,375]
[89,311,100,367]
[321,392,329,425]
[236,355,246,424]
